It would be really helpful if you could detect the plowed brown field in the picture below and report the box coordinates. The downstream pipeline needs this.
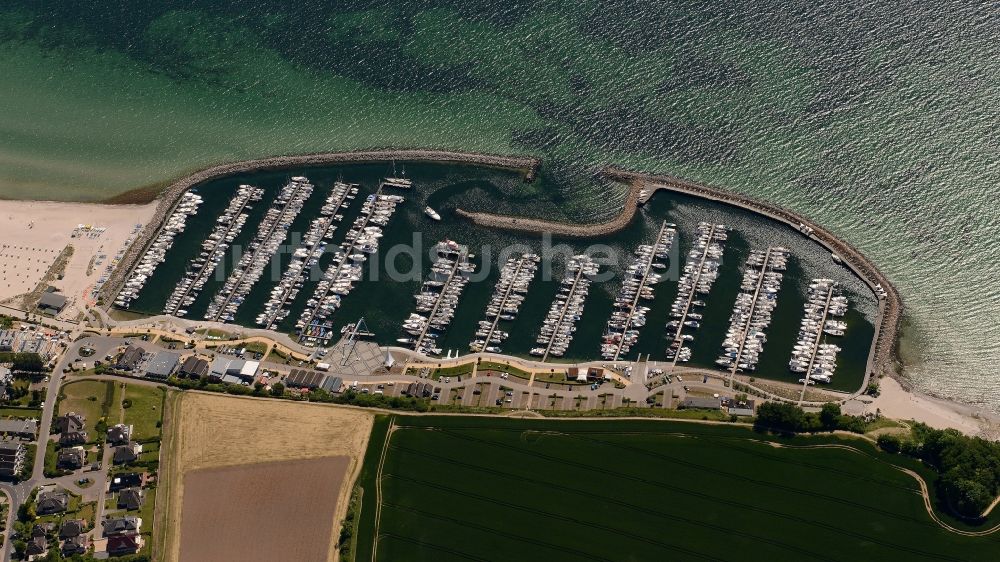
[157,392,373,562]
[179,457,350,562]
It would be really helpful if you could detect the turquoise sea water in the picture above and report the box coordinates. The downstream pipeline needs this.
[0,3,997,409]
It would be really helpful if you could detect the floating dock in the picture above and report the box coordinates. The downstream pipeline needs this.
[163,184,261,317]
[204,176,314,323]
[666,222,728,364]
[296,190,404,346]
[532,255,600,361]
[717,247,789,377]
[602,221,676,361]
[256,181,359,329]
[470,253,540,353]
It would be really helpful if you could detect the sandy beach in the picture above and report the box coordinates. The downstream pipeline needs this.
[841,375,1000,438]
[0,200,156,319]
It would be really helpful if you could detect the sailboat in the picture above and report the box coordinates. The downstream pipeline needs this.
[380,161,413,190]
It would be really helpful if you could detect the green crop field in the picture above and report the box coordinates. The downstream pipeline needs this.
[353,416,1000,562]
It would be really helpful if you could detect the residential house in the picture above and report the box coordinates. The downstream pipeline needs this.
[144,351,180,379]
[103,515,141,536]
[56,412,87,445]
[59,519,86,539]
[0,418,38,439]
[31,523,53,537]
[179,356,209,379]
[117,487,144,511]
[57,446,86,470]
[106,423,133,446]
[61,535,88,556]
[26,535,47,557]
[107,533,143,556]
[0,332,15,352]
[113,441,142,465]
[108,472,142,492]
[36,490,68,515]
[0,440,25,478]
[116,345,146,371]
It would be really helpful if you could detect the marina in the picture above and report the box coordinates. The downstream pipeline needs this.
[204,177,314,322]
[403,240,476,356]
[602,220,676,361]
[470,253,540,354]
[791,278,849,388]
[296,189,404,346]
[115,191,203,309]
[666,222,728,364]
[255,181,359,329]
[110,162,876,393]
[716,247,790,376]
[532,255,600,361]
[163,185,262,317]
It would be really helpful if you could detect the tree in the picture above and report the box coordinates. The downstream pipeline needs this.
[753,402,807,434]
[17,502,34,522]
[270,382,285,397]
[876,434,901,454]
[819,403,841,430]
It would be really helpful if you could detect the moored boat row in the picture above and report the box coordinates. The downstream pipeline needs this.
[296,191,404,346]
[601,221,676,361]
[715,247,789,372]
[255,181,359,329]
[163,184,262,317]
[790,278,848,384]
[204,176,314,323]
[403,240,476,356]
[115,191,203,309]
[469,252,540,353]
[531,255,600,360]
[666,222,728,362]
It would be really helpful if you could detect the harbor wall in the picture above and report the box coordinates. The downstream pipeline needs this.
[608,168,901,387]
[99,149,540,308]
[455,166,900,388]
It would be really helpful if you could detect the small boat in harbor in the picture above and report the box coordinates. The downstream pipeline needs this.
[424,206,441,221]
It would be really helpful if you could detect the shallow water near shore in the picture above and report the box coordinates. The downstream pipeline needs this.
[0,2,997,409]
[126,163,875,392]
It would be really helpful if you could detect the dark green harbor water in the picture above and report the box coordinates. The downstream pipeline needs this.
[1,2,995,407]
[127,163,874,391]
